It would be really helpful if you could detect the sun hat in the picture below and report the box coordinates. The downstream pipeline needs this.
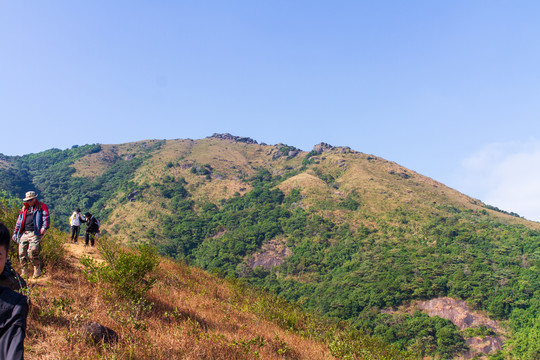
[23,191,38,202]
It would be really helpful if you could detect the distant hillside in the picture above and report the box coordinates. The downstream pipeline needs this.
[1,134,539,358]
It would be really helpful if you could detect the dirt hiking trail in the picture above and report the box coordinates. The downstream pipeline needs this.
[23,240,104,289]
[64,242,104,266]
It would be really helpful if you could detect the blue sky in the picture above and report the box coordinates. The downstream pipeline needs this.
[2,1,540,220]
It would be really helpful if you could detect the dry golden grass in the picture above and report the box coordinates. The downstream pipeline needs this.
[131,138,304,193]
[70,148,118,179]
[306,149,540,230]
[192,180,252,205]
[103,138,311,240]
[104,199,167,243]
[278,173,328,196]
[71,141,165,179]
[278,172,341,209]
[22,238,337,360]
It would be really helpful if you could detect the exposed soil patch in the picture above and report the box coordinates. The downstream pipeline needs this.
[247,238,291,270]
[417,298,506,359]
[417,298,504,333]
[464,336,504,359]
[385,297,506,359]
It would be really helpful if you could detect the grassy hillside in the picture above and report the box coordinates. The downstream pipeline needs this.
[1,134,540,358]
[0,194,410,360]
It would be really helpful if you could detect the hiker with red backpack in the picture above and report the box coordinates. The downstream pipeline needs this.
[12,191,50,278]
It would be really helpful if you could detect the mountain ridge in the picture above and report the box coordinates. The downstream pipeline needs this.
[66,134,535,236]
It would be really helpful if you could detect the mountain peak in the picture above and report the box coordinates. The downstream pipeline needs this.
[312,142,354,154]
[208,133,258,145]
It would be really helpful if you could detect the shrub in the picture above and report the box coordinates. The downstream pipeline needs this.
[0,192,22,260]
[329,330,415,360]
[0,190,21,231]
[463,325,496,338]
[41,227,68,270]
[340,193,360,211]
[81,237,159,304]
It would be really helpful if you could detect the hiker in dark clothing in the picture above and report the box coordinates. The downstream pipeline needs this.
[0,222,28,360]
[83,212,100,247]
[0,259,26,292]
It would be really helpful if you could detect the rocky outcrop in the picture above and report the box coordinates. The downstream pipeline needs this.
[337,146,353,154]
[463,336,504,359]
[389,170,411,179]
[209,133,258,144]
[383,297,506,358]
[417,298,503,332]
[248,239,291,270]
[82,322,119,344]
[97,151,120,164]
[312,142,334,154]
[270,144,300,160]
[416,298,505,358]
[127,190,140,202]
[312,143,355,155]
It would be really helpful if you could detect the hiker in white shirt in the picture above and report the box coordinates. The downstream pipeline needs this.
[69,208,85,244]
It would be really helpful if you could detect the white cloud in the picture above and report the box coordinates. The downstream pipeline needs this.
[456,140,540,222]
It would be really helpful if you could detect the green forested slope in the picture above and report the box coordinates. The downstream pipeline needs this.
[0,141,165,226]
[156,173,540,359]
[1,134,539,359]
